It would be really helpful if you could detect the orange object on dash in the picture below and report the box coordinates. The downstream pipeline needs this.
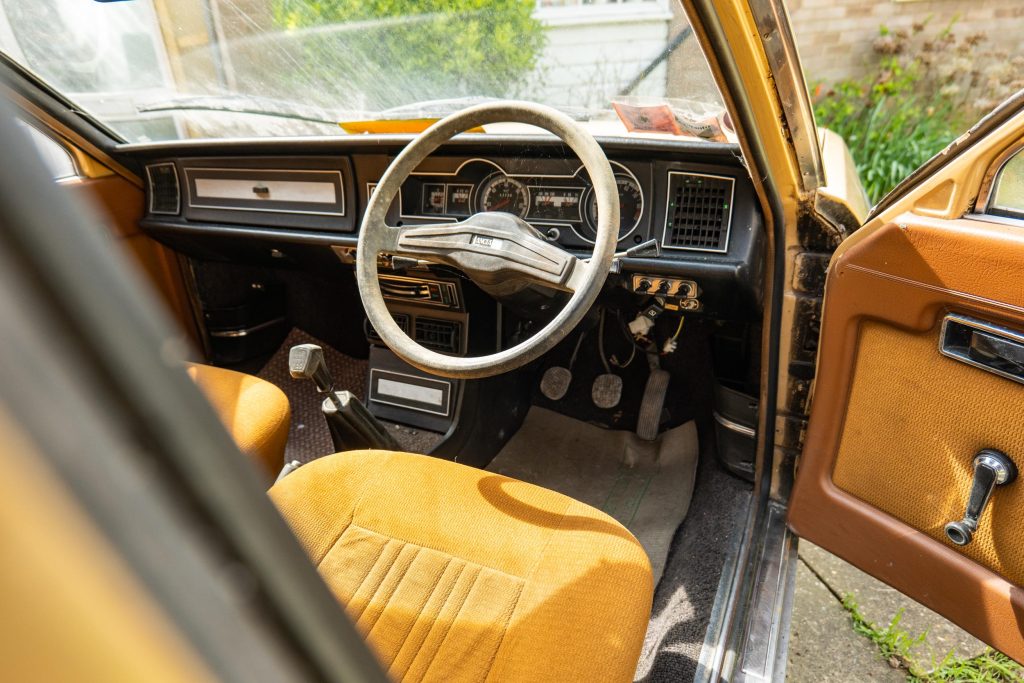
[339,119,486,134]
[612,102,682,135]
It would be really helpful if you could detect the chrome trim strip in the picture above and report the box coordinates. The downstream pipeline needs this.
[145,162,180,215]
[208,317,285,338]
[976,139,1024,214]
[661,170,735,253]
[184,167,345,217]
[714,410,756,438]
[748,0,825,191]
[964,212,1024,228]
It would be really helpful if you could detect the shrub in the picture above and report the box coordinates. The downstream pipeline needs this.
[812,21,1024,204]
[267,0,546,111]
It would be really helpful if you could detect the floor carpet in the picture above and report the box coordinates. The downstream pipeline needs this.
[634,443,752,682]
[486,406,699,584]
[257,328,445,463]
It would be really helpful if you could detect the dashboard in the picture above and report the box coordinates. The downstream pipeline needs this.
[130,136,764,318]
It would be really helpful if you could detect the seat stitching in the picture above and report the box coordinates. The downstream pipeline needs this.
[361,545,422,636]
[420,565,481,681]
[384,555,454,675]
[483,498,573,683]
[346,538,395,623]
[477,581,525,683]
[312,451,395,567]
[396,558,462,681]
[349,522,524,579]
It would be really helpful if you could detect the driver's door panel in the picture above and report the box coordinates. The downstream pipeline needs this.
[789,213,1024,659]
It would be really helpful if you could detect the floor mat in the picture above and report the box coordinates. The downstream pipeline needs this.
[257,328,444,464]
[486,406,699,583]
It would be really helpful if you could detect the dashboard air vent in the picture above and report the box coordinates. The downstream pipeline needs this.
[365,313,410,344]
[414,317,462,354]
[146,163,180,215]
[663,172,734,252]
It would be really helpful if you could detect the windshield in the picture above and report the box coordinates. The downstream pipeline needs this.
[0,0,725,143]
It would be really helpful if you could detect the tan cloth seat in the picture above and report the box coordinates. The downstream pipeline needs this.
[270,449,654,683]
[186,363,290,478]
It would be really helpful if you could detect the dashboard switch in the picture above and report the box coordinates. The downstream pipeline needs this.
[637,278,652,292]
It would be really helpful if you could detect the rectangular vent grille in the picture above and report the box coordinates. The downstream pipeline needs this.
[146,163,180,215]
[414,317,462,354]
[663,172,734,252]
[365,313,410,344]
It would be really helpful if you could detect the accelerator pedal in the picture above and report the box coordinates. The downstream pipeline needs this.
[637,366,670,441]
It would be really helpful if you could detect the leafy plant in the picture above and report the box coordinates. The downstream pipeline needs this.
[266,0,546,111]
[813,21,1024,204]
[842,594,1024,681]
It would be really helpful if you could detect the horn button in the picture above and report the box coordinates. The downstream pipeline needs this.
[396,212,578,292]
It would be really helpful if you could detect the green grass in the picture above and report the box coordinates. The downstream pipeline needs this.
[841,594,1024,682]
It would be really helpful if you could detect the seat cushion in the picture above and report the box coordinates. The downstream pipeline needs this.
[186,363,290,478]
[270,450,653,683]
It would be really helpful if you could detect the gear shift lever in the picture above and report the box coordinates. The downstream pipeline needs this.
[289,344,341,407]
[288,344,399,452]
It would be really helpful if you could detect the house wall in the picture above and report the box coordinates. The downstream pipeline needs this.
[529,4,674,108]
[789,0,1024,85]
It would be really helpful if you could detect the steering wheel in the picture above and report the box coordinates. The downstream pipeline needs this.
[357,101,619,379]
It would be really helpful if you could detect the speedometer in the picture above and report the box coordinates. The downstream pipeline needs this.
[582,173,643,241]
[478,175,529,218]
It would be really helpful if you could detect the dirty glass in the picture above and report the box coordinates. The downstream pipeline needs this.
[989,150,1024,218]
[0,0,724,142]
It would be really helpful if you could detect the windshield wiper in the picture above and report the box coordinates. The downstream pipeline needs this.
[136,94,347,127]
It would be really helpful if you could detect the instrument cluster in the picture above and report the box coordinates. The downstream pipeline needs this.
[397,158,646,244]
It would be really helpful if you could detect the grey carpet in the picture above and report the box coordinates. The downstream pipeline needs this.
[486,406,699,584]
[634,451,752,682]
[257,328,444,463]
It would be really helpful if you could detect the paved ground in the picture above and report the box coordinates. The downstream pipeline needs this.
[786,541,987,681]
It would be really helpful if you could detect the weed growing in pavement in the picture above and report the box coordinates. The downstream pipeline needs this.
[841,594,1023,682]
[812,19,1024,205]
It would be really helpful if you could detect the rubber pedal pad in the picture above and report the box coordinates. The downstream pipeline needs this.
[592,373,623,409]
[636,368,670,441]
[540,366,572,401]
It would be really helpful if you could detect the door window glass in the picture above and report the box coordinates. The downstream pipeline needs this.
[988,151,1024,219]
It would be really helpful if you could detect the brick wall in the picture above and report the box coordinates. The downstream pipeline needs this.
[789,0,1024,85]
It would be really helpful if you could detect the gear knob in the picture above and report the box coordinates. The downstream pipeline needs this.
[288,344,334,394]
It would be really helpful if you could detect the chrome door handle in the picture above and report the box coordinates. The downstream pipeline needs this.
[940,314,1024,384]
[970,329,1024,373]
[944,449,1017,546]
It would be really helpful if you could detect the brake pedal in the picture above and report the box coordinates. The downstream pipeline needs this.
[592,373,622,409]
[540,366,572,401]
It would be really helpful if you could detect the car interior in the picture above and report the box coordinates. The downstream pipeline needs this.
[13,92,764,680]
